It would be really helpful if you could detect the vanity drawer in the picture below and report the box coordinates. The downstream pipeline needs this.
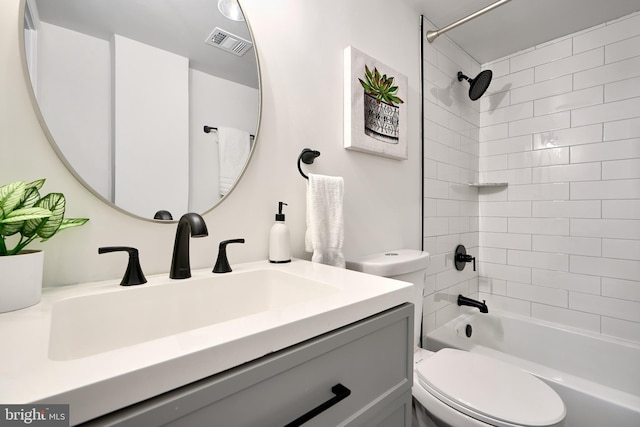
[83,303,413,427]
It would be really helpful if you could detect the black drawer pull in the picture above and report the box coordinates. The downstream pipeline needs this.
[284,383,351,427]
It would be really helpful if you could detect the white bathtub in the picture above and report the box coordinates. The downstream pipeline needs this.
[426,311,640,427]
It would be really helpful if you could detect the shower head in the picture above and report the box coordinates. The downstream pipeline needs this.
[457,70,493,101]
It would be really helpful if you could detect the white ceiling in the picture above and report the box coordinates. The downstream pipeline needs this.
[414,0,640,64]
[32,0,640,84]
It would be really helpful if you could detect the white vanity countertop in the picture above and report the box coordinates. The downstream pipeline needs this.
[0,259,413,425]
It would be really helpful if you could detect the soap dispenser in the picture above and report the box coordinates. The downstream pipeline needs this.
[269,202,291,263]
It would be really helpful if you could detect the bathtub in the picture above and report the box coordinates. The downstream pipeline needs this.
[426,311,640,427]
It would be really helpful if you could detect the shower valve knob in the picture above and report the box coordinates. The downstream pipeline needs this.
[454,245,476,271]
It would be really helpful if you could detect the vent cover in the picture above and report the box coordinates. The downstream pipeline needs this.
[205,27,253,56]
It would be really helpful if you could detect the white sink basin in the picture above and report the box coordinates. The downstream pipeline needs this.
[48,269,338,361]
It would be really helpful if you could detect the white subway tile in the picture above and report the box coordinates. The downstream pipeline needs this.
[487,69,534,96]
[449,216,471,234]
[604,117,640,141]
[508,250,569,272]
[534,86,603,116]
[574,56,640,90]
[532,304,601,333]
[603,200,640,219]
[507,282,568,307]
[481,168,532,185]
[481,293,531,316]
[481,262,531,284]
[508,147,569,168]
[535,48,604,81]
[479,155,507,172]
[532,163,601,183]
[571,140,640,163]
[424,198,437,217]
[424,178,450,199]
[478,187,508,202]
[573,13,640,54]
[533,235,602,257]
[601,317,640,343]
[605,76,640,102]
[436,267,476,291]
[571,219,640,239]
[479,123,508,142]
[481,102,533,127]
[436,199,460,217]
[480,90,510,113]
[480,135,532,157]
[603,158,640,180]
[602,239,640,260]
[511,39,572,72]
[605,34,640,63]
[480,247,508,264]
[424,217,449,237]
[533,200,601,218]
[572,97,640,127]
[482,232,532,250]
[570,291,640,322]
[509,112,571,138]
[479,276,507,295]
[425,101,452,128]
[571,254,640,281]
[571,179,640,200]
[602,277,640,302]
[481,201,532,218]
[437,162,460,182]
[511,75,573,105]
[479,217,508,232]
[532,268,601,294]
[484,59,509,77]
[509,218,570,235]
[533,124,602,149]
[508,183,570,201]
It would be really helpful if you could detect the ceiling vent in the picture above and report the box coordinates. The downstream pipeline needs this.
[205,27,253,56]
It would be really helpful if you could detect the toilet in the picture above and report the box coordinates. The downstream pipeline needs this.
[346,249,566,427]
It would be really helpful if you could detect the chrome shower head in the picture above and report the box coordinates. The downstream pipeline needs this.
[458,70,493,101]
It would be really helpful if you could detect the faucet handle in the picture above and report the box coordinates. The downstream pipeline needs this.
[99,246,147,286]
[213,239,245,274]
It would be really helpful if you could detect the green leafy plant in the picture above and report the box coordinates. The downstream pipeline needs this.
[358,65,405,106]
[0,179,89,256]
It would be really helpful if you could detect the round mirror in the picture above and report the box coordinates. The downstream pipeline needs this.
[21,0,260,221]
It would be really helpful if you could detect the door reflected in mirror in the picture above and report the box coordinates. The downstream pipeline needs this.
[21,0,260,221]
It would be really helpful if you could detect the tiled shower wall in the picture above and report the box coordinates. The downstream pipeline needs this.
[478,12,640,343]
[422,18,481,336]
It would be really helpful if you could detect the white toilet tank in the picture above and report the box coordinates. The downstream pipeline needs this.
[346,249,430,347]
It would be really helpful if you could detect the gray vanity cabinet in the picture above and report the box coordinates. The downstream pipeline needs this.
[82,303,413,427]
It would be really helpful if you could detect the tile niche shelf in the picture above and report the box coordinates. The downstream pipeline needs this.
[468,182,508,188]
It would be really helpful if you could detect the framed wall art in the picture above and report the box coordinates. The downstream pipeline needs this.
[344,46,408,160]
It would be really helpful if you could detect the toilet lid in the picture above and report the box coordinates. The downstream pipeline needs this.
[416,348,565,427]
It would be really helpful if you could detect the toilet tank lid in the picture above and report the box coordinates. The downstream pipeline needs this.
[346,249,430,277]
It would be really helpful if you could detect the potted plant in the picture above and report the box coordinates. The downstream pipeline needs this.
[0,179,88,313]
[359,65,404,143]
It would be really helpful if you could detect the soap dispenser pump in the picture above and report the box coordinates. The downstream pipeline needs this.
[269,202,291,263]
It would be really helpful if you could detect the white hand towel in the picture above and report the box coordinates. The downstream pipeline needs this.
[305,173,345,268]
[217,127,251,196]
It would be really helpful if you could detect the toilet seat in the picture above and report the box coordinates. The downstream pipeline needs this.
[416,348,565,427]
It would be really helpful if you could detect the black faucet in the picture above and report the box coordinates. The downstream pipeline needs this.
[213,239,246,273]
[457,294,488,313]
[170,213,208,279]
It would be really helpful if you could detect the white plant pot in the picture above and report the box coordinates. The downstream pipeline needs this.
[0,250,44,313]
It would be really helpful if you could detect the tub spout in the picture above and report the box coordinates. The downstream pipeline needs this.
[458,294,488,313]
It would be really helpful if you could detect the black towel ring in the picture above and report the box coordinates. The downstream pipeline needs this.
[298,148,321,179]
